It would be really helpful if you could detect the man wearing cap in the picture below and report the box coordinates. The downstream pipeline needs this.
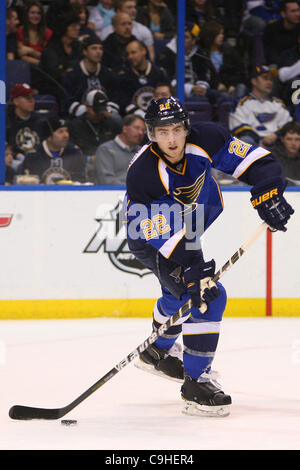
[61,35,120,118]
[19,116,86,184]
[6,83,45,162]
[229,65,292,147]
[68,88,122,181]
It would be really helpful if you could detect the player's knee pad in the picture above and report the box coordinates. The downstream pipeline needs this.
[152,289,187,350]
[157,282,226,322]
[190,282,227,322]
[154,287,189,329]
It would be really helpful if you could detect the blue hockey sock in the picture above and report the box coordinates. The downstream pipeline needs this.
[152,287,189,351]
[182,282,227,379]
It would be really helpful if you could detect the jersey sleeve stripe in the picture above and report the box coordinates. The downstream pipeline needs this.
[232,147,271,178]
[159,226,186,259]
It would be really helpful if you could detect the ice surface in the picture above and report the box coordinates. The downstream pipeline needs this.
[1,317,300,450]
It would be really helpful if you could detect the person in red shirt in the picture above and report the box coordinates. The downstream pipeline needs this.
[17,0,53,66]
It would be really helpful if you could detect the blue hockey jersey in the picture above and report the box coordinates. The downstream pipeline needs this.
[125,122,282,267]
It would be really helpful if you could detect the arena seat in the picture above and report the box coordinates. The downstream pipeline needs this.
[34,95,59,118]
[6,59,31,100]
[217,99,234,128]
[185,98,213,123]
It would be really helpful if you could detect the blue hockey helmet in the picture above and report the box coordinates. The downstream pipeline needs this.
[144,96,190,140]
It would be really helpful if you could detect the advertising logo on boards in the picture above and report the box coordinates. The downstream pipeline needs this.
[0,215,13,228]
[83,200,151,277]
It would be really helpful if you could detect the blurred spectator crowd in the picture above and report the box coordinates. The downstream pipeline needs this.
[5,0,300,186]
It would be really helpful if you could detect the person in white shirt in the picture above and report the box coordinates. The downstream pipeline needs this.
[87,0,116,38]
[229,65,292,147]
[99,0,155,61]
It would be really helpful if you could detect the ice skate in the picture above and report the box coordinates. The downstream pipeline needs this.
[181,373,232,417]
[135,342,184,383]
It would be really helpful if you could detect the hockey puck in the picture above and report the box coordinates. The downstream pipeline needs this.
[61,419,77,426]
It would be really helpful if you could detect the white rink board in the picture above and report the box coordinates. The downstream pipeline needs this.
[0,188,298,301]
[272,191,300,298]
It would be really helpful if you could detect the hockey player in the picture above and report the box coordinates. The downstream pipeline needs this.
[124,96,294,417]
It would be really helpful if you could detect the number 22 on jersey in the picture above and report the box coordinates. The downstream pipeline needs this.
[141,214,171,240]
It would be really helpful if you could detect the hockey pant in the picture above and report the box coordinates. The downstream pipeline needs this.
[128,239,227,380]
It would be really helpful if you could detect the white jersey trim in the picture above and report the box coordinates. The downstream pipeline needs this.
[158,159,169,193]
[232,147,270,178]
[185,143,212,161]
[128,143,151,169]
[159,226,186,259]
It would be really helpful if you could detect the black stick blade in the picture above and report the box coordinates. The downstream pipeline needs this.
[9,405,66,420]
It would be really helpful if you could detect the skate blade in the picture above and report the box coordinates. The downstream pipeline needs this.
[134,359,183,383]
[182,400,230,417]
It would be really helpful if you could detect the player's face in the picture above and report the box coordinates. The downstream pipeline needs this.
[154,123,187,163]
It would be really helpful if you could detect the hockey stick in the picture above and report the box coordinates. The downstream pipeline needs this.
[9,222,268,420]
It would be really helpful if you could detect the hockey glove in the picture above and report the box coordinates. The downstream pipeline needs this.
[251,177,294,232]
[183,256,220,312]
